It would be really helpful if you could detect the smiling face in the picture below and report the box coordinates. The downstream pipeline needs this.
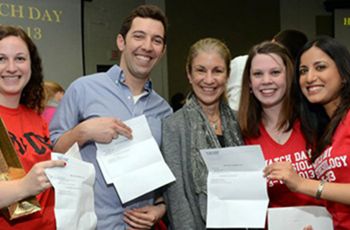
[250,53,287,110]
[117,17,165,82]
[299,46,342,116]
[0,35,31,103]
[188,50,228,107]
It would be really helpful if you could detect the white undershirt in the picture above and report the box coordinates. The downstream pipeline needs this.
[133,91,148,104]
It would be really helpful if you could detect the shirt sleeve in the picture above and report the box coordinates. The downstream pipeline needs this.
[226,55,248,111]
[162,115,198,229]
[49,80,83,145]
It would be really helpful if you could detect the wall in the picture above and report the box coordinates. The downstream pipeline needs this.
[83,0,169,99]
[83,0,143,75]
[166,0,280,98]
[81,0,331,102]
[280,0,331,38]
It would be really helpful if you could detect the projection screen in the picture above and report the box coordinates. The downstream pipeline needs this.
[0,0,83,88]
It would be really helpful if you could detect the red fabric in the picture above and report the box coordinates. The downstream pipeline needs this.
[313,110,350,230]
[154,219,167,230]
[0,105,56,230]
[245,120,323,208]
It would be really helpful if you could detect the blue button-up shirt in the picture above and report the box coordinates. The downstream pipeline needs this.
[50,65,172,229]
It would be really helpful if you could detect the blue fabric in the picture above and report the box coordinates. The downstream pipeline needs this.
[50,65,172,230]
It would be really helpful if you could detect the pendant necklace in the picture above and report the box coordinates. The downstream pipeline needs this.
[209,117,220,130]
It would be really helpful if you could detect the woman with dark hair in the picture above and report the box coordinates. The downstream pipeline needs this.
[264,36,350,230]
[0,25,65,229]
[238,41,321,211]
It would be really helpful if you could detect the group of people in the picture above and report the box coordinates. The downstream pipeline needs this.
[0,3,349,230]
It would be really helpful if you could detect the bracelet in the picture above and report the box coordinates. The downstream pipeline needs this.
[154,200,166,206]
[315,180,326,200]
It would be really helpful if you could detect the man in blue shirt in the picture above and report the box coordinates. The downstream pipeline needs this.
[50,5,172,229]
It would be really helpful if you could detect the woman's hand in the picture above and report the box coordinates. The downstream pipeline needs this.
[303,225,313,230]
[263,161,305,192]
[19,160,66,197]
[124,203,166,230]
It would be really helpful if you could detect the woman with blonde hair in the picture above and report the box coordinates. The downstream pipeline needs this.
[42,80,64,124]
[162,38,243,229]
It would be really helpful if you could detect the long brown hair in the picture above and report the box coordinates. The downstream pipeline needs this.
[0,25,45,113]
[238,41,296,137]
[295,36,350,161]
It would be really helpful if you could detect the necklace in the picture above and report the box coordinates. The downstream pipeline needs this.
[208,117,220,130]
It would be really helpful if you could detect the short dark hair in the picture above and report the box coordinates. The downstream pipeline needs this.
[273,29,308,60]
[0,25,45,113]
[119,5,168,45]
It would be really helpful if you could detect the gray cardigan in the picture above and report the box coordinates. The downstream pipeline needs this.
[162,102,244,230]
[162,109,206,229]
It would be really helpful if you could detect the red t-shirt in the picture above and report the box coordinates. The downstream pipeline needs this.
[0,105,55,229]
[245,120,322,208]
[313,110,350,230]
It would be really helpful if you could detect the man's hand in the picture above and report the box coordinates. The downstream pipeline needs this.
[76,117,132,145]
[124,203,166,230]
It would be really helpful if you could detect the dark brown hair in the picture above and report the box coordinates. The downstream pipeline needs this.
[119,5,168,45]
[0,25,45,113]
[273,29,308,60]
[238,41,296,137]
[295,36,350,161]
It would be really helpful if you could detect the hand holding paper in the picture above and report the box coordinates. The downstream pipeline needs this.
[45,143,97,230]
[20,160,65,197]
[200,145,269,228]
[96,115,175,203]
[77,117,132,145]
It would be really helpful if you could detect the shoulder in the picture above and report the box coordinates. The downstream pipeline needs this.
[63,72,112,101]
[21,106,49,132]
[70,72,109,89]
[69,65,123,90]
[149,89,170,105]
[343,110,350,122]
[162,109,188,136]
[21,105,41,118]
[338,109,350,130]
[230,54,248,66]
[164,108,186,125]
[148,90,173,116]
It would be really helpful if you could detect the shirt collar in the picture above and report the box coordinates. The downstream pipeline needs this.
[107,65,153,92]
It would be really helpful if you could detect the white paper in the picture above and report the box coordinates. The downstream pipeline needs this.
[268,206,333,230]
[200,145,269,228]
[96,115,175,203]
[45,144,97,230]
